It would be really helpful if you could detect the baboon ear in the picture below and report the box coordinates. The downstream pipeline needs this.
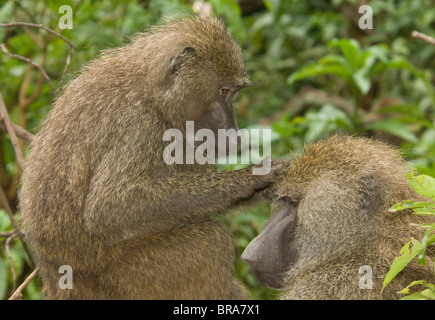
[358,174,379,214]
[170,46,196,74]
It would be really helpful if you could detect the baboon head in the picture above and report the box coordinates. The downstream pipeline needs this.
[131,16,251,150]
[241,135,420,290]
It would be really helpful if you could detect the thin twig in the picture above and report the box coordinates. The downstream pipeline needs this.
[0,118,34,143]
[19,55,46,110]
[0,22,75,49]
[59,45,72,89]
[0,22,75,91]
[8,267,39,300]
[0,231,16,238]
[0,43,55,97]
[0,93,27,169]
[22,25,44,49]
[0,187,21,238]
[412,30,435,45]
[0,184,34,267]
[5,232,18,291]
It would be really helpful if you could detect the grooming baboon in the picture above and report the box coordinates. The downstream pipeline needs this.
[242,135,435,300]
[20,16,285,299]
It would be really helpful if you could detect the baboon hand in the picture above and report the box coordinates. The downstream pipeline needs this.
[251,158,290,190]
[235,158,289,202]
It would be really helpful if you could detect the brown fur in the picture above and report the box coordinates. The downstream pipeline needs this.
[276,135,435,299]
[20,16,281,299]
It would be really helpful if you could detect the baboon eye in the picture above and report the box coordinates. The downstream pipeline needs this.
[220,88,231,95]
[278,196,300,207]
[290,199,300,206]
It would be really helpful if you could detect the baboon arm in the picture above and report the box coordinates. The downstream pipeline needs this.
[83,168,267,238]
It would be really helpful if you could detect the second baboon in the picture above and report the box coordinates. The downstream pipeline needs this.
[20,16,285,299]
[242,135,435,299]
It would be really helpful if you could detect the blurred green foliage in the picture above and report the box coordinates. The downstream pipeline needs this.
[0,0,434,299]
[386,173,435,300]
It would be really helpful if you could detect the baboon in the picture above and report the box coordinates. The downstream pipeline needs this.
[242,135,435,300]
[20,16,285,300]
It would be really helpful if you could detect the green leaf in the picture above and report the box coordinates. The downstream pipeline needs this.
[272,121,301,138]
[365,44,390,64]
[413,129,435,156]
[387,57,425,79]
[352,71,371,94]
[249,12,274,34]
[388,201,433,212]
[413,208,435,216]
[303,104,353,141]
[399,292,431,300]
[366,119,418,143]
[400,280,435,300]
[419,228,435,265]
[406,174,435,201]
[425,283,435,291]
[378,104,423,116]
[358,51,377,72]
[420,288,435,300]
[317,54,347,66]
[382,238,422,292]
[328,38,361,70]
[387,57,435,107]
[287,64,351,85]
[398,280,426,295]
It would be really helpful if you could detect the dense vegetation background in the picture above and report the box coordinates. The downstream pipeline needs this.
[0,0,434,299]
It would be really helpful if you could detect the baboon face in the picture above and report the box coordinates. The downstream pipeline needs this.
[195,81,249,157]
[166,28,251,156]
[241,195,299,288]
[241,137,393,289]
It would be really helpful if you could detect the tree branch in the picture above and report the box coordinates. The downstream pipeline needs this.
[0,93,27,170]
[0,231,16,238]
[0,22,75,49]
[0,22,75,92]
[412,30,435,45]
[8,268,39,300]
[5,232,18,291]
[0,43,55,97]
[0,118,34,144]
[0,171,34,268]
